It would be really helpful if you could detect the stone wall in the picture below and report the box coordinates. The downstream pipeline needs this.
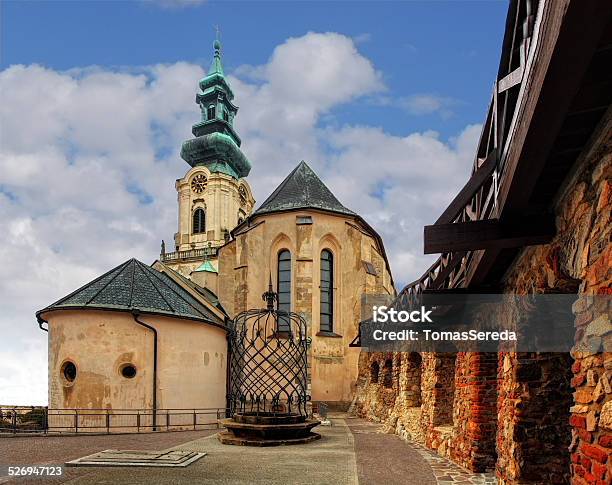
[496,127,611,484]
[353,118,611,483]
[355,352,399,423]
[495,352,573,484]
[451,353,498,472]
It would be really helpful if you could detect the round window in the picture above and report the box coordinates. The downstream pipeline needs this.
[120,364,137,379]
[61,361,77,382]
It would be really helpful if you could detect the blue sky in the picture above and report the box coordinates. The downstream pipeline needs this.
[2,0,507,139]
[1,0,509,404]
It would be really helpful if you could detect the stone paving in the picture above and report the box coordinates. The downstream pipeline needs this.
[345,417,496,485]
[0,417,498,484]
[407,441,496,484]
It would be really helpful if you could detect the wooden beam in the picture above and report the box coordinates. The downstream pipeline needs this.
[497,0,612,214]
[435,150,498,225]
[498,66,523,92]
[424,215,555,254]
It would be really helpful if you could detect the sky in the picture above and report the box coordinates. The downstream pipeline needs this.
[0,0,508,404]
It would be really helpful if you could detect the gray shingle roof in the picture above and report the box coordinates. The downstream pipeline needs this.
[253,161,356,217]
[36,258,225,327]
[154,260,227,316]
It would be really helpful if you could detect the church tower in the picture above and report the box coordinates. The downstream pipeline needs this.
[161,38,255,282]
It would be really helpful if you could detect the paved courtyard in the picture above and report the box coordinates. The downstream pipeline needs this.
[0,417,495,484]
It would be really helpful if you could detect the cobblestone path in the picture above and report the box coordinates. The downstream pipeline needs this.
[346,417,496,485]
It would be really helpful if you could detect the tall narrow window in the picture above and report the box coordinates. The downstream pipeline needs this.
[223,109,229,122]
[320,250,334,332]
[277,250,291,332]
[207,105,216,120]
[193,208,205,234]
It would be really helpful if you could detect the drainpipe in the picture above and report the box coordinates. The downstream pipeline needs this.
[37,315,48,332]
[131,310,158,431]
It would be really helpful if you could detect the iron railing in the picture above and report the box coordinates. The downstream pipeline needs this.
[0,406,229,435]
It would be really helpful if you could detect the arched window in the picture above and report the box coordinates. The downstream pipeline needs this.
[320,250,334,332]
[193,208,205,234]
[277,250,291,332]
[207,105,216,120]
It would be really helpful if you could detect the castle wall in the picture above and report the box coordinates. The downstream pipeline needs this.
[217,210,394,407]
[353,121,611,482]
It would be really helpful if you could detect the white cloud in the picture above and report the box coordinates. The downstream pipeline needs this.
[353,33,372,44]
[400,94,461,119]
[0,32,479,405]
[321,124,480,281]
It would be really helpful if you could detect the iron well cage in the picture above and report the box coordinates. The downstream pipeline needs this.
[228,286,309,417]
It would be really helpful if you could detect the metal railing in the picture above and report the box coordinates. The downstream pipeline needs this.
[160,247,219,263]
[0,406,229,435]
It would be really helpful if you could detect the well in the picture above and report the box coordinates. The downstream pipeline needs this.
[218,283,320,446]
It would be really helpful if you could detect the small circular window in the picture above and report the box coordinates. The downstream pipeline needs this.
[61,361,77,383]
[120,364,137,379]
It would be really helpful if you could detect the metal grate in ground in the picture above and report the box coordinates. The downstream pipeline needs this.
[65,449,206,467]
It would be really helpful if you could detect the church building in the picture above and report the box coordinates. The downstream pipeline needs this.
[37,40,395,416]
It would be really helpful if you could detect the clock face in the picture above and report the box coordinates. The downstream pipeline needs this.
[191,174,207,194]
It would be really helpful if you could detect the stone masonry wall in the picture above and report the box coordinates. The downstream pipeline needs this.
[498,134,611,484]
[451,352,498,472]
[354,122,611,482]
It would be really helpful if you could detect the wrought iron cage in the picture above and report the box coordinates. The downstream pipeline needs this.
[228,284,309,417]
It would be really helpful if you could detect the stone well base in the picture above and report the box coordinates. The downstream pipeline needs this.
[218,412,321,447]
[217,430,321,447]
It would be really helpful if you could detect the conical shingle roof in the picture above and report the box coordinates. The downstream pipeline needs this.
[253,161,355,217]
[36,258,224,326]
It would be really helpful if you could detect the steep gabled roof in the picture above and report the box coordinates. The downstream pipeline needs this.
[36,258,225,327]
[253,161,356,217]
[152,260,227,319]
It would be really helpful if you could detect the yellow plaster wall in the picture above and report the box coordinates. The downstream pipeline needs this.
[217,210,394,406]
[174,166,255,252]
[45,309,227,411]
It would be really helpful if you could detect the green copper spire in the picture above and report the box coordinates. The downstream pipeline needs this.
[180,37,251,179]
[208,39,225,76]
